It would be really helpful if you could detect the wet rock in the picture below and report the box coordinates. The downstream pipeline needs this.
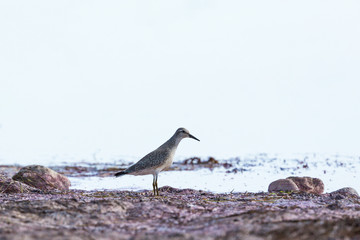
[0,175,38,193]
[331,187,359,197]
[12,165,71,191]
[268,179,299,192]
[287,176,324,194]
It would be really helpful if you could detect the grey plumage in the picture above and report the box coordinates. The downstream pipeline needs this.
[125,149,172,174]
[114,127,200,195]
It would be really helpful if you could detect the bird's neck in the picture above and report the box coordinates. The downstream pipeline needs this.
[159,134,182,150]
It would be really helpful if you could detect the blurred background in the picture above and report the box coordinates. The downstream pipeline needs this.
[1,1,360,165]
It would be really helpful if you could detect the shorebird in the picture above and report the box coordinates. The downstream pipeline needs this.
[114,128,200,196]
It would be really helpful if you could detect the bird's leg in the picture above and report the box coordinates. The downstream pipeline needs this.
[155,173,159,196]
[152,174,156,195]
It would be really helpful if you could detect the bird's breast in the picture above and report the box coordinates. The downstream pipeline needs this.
[157,149,175,171]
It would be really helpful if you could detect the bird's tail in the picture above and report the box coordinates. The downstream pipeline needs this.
[115,171,128,177]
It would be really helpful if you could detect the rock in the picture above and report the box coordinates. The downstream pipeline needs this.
[268,179,299,192]
[331,187,359,197]
[0,175,39,193]
[287,177,324,194]
[2,189,360,240]
[12,165,71,191]
[268,177,324,194]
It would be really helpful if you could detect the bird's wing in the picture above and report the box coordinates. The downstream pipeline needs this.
[126,149,170,174]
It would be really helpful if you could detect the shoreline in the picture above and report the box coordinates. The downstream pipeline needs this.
[2,154,360,194]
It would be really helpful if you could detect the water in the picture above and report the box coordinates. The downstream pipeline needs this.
[67,153,360,193]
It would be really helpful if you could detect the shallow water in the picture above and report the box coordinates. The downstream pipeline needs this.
[68,153,360,193]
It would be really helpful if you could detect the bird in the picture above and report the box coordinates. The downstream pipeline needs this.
[114,128,200,196]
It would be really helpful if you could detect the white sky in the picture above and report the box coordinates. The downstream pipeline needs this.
[1,1,360,163]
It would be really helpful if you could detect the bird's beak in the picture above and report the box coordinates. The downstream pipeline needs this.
[188,134,200,141]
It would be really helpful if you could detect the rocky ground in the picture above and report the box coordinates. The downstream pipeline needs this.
[1,186,360,240]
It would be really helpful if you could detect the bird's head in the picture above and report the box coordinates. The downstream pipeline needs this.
[175,128,200,141]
